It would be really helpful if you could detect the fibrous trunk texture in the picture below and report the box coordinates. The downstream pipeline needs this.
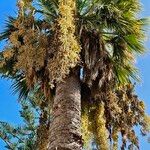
[48,73,82,150]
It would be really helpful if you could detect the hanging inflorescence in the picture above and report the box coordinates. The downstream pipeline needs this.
[1,0,81,88]
[47,0,81,84]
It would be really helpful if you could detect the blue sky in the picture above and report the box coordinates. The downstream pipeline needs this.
[0,0,150,149]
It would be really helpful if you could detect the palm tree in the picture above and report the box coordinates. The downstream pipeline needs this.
[0,0,150,149]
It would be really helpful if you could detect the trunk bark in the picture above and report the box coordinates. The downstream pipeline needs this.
[48,73,82,150]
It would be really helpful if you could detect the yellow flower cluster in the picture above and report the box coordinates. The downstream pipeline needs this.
[143,115,150,132]
[2,49,14,60]
[112,128,118,150]
[95,103,109,150]
[8,16,48,88]
[48,0,80,84]
[81,109,92,149]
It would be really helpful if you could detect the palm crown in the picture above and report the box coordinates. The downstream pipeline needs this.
[0,0,150,149]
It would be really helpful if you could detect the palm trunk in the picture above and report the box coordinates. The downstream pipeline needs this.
[48,73,82,150]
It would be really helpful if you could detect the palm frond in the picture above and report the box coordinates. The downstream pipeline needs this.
[36,0,58,21]
[11,75,29,101]
[0,16,16,41]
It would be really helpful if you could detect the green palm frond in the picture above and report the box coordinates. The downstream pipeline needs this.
[36,0,58,21]
[77,0,147,85]
[114,63,140,84]
[11,75,29,101]
[76,0,89,14]
[0,57,29,101]
[0,16,16,41]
